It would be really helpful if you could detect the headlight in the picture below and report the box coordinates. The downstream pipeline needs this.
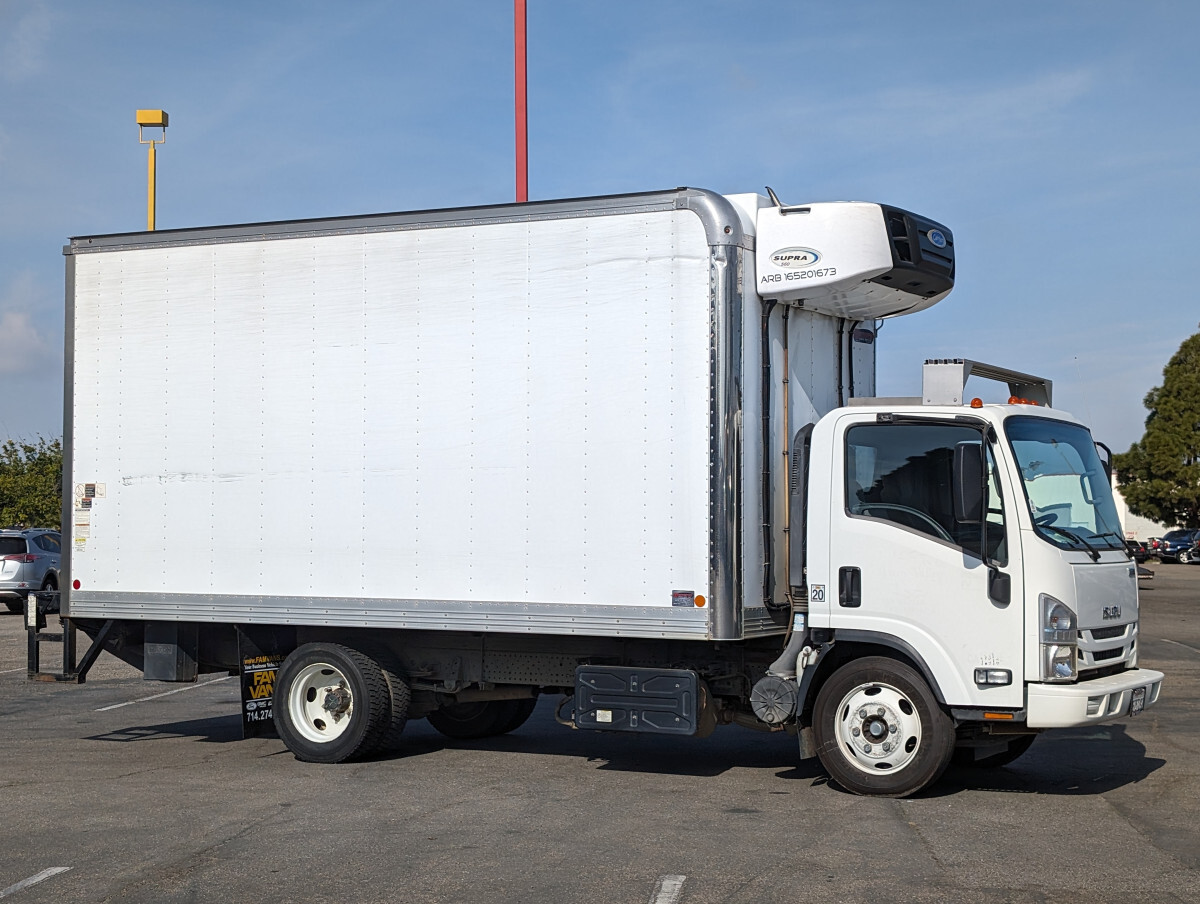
[1041,594,1076,643]
[1040,594,1078,682]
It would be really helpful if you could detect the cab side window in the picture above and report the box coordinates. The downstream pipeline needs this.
[845,423,1004,560]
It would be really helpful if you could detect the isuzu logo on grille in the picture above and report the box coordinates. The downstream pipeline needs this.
[1102,606,1122,620]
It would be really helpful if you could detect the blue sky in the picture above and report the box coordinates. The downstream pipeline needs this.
[1,1,1197,451]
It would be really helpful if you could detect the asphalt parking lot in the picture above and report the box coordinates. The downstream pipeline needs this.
[2,567,1198,904]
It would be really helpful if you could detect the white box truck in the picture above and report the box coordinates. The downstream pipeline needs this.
[60,187,1163,796]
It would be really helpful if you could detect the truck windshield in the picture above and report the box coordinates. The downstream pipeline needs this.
[1005,416,1125,554]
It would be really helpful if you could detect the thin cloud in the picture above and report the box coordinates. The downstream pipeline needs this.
[0,1,57,82]
[0,272,57,375]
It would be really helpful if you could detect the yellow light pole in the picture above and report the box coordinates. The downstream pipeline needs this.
[136,109,169,231]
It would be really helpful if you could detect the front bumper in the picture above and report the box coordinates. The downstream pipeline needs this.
[1026,668,1164,728]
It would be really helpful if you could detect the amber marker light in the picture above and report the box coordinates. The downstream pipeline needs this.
[970,398,984,408]
[695,595,706,607]
[983,712,1015,720]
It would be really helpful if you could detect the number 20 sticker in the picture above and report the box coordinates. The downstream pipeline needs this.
[810,584,826,603]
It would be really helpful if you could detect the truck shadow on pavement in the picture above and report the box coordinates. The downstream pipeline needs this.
[84,710,1163,797]
[86,714,246,745]
[927,723,1165,798]
[790,722,1164,798]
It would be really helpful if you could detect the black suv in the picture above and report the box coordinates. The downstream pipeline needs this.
[1158,529,1200,564]
[1125,540,1150,563]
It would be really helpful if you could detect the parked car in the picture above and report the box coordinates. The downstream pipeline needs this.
[1146,537,1162,558]
[1125,540,1150,563]
[0,528,61,613]
[1157,529,1200,564]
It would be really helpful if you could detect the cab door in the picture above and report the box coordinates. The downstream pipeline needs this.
[823,414,1024,708]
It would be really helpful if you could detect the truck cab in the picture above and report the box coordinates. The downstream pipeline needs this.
[793,360,1163,795]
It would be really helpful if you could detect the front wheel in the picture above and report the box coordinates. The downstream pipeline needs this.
[1180,550,1192,564]
[273,643,391,764]
[813,657,955,798]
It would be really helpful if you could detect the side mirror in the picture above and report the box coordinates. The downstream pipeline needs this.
[1095,441,1113,486]
[953,441,985,524]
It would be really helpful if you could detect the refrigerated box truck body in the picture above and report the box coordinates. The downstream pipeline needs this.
[60,187,1162,796]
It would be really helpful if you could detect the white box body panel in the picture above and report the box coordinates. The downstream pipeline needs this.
[68,206,719,634]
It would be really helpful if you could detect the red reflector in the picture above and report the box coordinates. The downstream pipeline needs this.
[73,580,81,590]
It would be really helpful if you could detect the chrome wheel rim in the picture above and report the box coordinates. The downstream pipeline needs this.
[833,681,922,775]
[288,662,355,744]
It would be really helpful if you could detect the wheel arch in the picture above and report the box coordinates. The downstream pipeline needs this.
[801,632,949,720]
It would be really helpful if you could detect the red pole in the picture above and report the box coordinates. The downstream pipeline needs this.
[515,0,528,202]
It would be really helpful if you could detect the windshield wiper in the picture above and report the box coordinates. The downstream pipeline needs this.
[1091,531,1128,551]
[1039,524,1101,561]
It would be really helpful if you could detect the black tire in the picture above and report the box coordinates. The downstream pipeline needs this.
[371,657,412,753]
[1180,550,1192,565]
[954,734,1036,769]
[41,574,58,592]
[495,697,538,734]
[4,601,21,613]
[427,700,515,740]
[813,656,956,798]
[273,642,391,764]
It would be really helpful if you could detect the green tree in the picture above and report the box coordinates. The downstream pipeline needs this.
[0,437,63,529]
[1114,332,1200,528]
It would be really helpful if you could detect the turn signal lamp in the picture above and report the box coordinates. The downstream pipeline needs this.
[695,595,706,607]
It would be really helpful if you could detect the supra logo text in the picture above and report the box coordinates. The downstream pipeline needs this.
[771,247,820,268]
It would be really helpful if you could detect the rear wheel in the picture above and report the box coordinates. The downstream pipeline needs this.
[428,699,524,740]
[813,657,955,798]
[273,643,390,763]
[495,697,538,734]
[371,657,412,753]
[3,601,21,613]
[1180,550,1192,564]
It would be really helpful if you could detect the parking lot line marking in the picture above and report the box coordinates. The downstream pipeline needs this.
[0,667,27,674]
[95,675,234,712]
[1162,638,1200,656]
[650,875,686,904]
[0,867,72,899]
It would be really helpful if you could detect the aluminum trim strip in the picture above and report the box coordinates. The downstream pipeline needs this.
[68,593,714,639]
[61,253,76,618]
[707,241,744,640]
[67,189,732,253]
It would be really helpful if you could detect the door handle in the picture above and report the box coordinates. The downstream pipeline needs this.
[839,566,861,608]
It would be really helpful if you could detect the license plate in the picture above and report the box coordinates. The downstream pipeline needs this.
[1129,686,1146,717]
